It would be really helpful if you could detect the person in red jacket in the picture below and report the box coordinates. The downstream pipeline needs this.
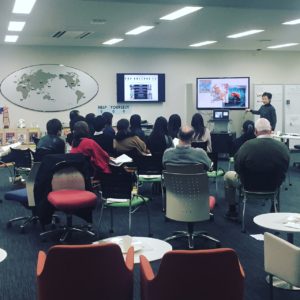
[70,120,111,177]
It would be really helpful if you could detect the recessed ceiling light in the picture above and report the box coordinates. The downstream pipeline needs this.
[160,6,202,21]
[267,43,299,49]
[283,19,300,25]
[12,0,36,14]
[227,30,264,38]
[5,35,19,43]
[190,40,217,47]
[8,21,26,31]
[126,26,154,35]
[102,38,124,45]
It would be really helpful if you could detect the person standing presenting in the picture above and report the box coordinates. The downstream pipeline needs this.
[245,92,277,131]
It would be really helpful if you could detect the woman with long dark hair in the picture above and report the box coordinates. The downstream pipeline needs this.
[167,114,181,139]
[114,119,149,156]
[130,114,145,141]
[191,113,212,152]
[70,121,111,176]
[147,116,173,155]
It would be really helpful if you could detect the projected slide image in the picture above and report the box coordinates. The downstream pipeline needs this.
[124,75,158,101]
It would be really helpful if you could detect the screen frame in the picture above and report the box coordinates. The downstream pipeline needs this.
[196,76,250,110]
[117,73,165,103]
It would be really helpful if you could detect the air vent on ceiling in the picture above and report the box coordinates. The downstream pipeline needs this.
[52,31,94,39]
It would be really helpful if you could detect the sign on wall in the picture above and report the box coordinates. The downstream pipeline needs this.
[98,104,131,115]
[0,64,99,112]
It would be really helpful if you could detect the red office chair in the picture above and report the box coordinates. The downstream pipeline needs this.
[37,243,134,300]
[140,248,245,300]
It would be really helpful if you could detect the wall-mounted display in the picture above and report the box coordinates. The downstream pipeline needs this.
[0,64,99,112]
[196,77,250,110]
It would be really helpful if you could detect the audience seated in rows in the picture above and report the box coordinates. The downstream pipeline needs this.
[163,125,211,171]
[167,114,181,139]
[114,119,149,156]
[70,121,111,178]
[93,115,114,155]
[130,114,146,142]
[224,118,290,220]
[191,113,212,152]
[147,116,173,157]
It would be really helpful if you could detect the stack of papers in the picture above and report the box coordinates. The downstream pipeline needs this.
[109,154,133,166]
[106,198,129,203]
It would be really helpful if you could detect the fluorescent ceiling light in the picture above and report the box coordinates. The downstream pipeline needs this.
[8,21,26,31]
[126,26,154,35]
[190,40,217,47]
[160,6,202,21]
[267,43,299,49]
[283,19,300,25]
[12,0,36,14]
[227,29,264,38]
[102,38,124,45]
[4,35,19,43]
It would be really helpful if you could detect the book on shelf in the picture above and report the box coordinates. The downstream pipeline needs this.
[109,154,133,166]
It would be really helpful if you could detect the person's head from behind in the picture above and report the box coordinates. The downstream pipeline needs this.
[102,112,113,126]
[168,114,181,137]
[191,113,205,137]
[69,110,80,121]
[242,120,255,137]
[46,118,62,136]
[153,116,168,136]
[117,118,130,133]
[94,115,105,132]
[130,114,142,130]
[178,125,195,145]
[255,118,272,136]
[262,92,272,105]
[85,113,95,124]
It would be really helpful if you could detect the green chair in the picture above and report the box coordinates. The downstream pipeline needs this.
[98,172,152,236]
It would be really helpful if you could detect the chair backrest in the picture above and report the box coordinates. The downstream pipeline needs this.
[26,162,41,207]
[264,232,300,287]
[135,154,163,175]
[51,166,85,191]
[165,163,204,174]
[191,140,208,151]
[142,248,244,300]
[10,147,33,168]
[163,171,209,222]
[99,172,133,199]
[37,243,133,300]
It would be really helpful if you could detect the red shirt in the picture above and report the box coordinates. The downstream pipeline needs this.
[70,137,111,174]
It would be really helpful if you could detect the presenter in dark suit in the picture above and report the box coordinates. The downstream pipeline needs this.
[245,92,277,131]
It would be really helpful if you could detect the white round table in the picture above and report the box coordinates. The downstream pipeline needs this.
[254,212,300,290]
[0,248,7,263]
[254,212,300,243]
[95,236,172,264]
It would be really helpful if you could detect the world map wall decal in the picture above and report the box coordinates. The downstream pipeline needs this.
[0,64,99,112]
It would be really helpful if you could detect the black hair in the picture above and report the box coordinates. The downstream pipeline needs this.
[130,114,142,130]
[102,112,113,126]
[94,115,105,132]
[178,126,195,143]
[262,92,272,100]
[69,110,80,120]
[149,117,168,139]
[115,119,133,141]
[168,114,181,139]
[242,120,255,137]
[46,118,62,135]
[191,113,205,139]
[70,115,85,131]
[72,121,90,147]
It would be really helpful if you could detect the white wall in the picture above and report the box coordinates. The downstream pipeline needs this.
[0,45,300,134]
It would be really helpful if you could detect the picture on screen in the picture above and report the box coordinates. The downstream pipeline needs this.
[196,77,250,110]
[117,73,165,103]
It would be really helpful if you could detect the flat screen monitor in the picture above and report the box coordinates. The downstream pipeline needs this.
[196,77,250,110]
[117,73,165,103]
[213,109,229,120]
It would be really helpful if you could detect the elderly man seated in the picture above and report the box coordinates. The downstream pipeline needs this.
[224,118,290,220]
[163,125,212,171]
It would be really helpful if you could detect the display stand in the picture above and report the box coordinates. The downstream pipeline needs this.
[208,119,231,133]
